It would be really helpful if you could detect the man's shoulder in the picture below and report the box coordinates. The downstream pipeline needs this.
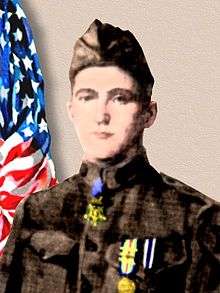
[160,172,215,206]
[27,173,80,201]
[155,172,220,232]
[22,173,83,223]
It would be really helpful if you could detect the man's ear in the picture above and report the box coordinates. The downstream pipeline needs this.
[66,99,74,123]
[142,101,157,128]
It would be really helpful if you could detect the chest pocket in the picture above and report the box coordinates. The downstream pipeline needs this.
[145,233,188,293]
[152,233,187,271]
[20,230,77,293]
[29,230,76,260]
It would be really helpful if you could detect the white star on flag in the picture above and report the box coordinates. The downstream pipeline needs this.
[13,28,23,42]
[0,10,4,18]
[22,94,34,109]
[7,12,12,19]
[39,119,48,133]
[16,4,26,19]
[31,80,39,93]
[13,53,20,67]
[29,40,36,55]
[22,56,33,71]
[0,85,9,100]
[37,68,42,76]
[22,127,33,137]
[0,33,7,49]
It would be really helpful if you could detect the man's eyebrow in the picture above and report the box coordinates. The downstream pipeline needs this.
[107,88,136,96]
[75,88,98,97]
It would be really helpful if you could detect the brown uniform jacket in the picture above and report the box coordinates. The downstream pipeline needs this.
[0,150,219,292]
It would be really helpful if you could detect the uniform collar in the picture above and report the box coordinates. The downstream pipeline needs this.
[79,147,151,189]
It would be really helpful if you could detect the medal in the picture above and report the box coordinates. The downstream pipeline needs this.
[83,196,106,226]
[118,239,138,292]
[119,239,138,274]
[84,177,107,226]
[116,238,157,291]
[117,277,136,293]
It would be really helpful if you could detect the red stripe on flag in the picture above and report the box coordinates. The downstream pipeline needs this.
[4,139,34,165]
[7,159,44,187]
[0,193,23,209]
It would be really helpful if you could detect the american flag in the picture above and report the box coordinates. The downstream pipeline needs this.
[0,0,57,254]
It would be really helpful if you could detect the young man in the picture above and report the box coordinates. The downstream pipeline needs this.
[0,19,219,293]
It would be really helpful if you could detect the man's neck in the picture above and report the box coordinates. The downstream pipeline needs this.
[83,142,145,169]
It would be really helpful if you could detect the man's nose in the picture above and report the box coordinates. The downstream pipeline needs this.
[95,101,110,125]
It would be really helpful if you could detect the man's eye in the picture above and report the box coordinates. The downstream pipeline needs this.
[78,95,94,101]
[112,95,129,104]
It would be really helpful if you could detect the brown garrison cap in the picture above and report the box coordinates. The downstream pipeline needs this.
[69,19,154,99]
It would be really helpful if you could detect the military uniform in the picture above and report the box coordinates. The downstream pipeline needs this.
[0,148,219,292]
[1,19,219,293]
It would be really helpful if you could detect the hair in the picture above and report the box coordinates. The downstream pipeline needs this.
[69,64,153,106]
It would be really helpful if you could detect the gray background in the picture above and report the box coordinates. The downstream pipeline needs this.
[22,0,220,201]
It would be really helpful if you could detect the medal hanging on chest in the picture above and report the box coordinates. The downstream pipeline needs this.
[84,177,107,226]
[118,239,138,293]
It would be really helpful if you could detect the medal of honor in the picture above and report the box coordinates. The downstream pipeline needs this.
[84,196,106,226]
[84,177,107,226]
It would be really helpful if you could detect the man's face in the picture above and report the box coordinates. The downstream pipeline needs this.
[67,66,152,162]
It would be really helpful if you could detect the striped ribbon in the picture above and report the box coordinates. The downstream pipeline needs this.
[143,238,156,269]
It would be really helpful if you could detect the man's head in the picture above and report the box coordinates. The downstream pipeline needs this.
[67,20,157,163]
[69,19,154,103]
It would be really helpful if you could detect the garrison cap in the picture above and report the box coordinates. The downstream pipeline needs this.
[69,19,154,99]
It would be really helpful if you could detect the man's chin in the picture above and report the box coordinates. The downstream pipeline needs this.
[83,149,115,161]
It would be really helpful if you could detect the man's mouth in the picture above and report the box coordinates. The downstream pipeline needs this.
[93,132,114,139]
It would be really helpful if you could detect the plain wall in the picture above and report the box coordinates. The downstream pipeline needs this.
[22,0,220,201]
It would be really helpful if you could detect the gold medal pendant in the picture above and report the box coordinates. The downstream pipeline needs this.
[117,277,136,293]
[118,239,138,292]
[84,196,107,226]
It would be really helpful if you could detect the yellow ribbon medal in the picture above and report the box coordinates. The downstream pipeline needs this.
[118,277,136,293]
[118,239,138,292]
